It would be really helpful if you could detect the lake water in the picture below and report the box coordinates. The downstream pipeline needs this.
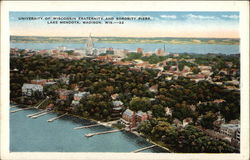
[10,42,239,54]
[10,107,167,152]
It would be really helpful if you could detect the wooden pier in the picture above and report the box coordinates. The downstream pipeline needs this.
[27,110,47,117]
[30,111,53,119]
[47,113,68,122]
[131,145,156,153]
[10,107,32,113]
[74,124,101,129]
[84,129,121,137]
[34,98,49,109]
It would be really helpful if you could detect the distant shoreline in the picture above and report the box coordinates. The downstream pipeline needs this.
[10,36,240,45]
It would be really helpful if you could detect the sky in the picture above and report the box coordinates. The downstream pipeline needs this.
[10,12,239,38]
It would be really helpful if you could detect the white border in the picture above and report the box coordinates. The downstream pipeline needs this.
[1,1,249,160]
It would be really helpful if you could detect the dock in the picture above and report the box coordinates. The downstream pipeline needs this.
[27,110,47,117]
[10,107,32,113]
[84,129,121,137]
[74,124,101,129]
[47,113,68,122]
[148,140,171,152]
[10,105,17,108]
[34,97,49,109]
[30,111,53,119]
[131,145,156,153]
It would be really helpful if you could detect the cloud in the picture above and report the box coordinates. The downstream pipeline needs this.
[184,14,215,20]
[160,15,177,19]
[222,15,239,19]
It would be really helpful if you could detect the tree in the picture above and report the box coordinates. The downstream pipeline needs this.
[152,104,165,117]
[129,96,151,112]
[200,111,217,129]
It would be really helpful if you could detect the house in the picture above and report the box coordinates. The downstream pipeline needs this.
[70,84,79,91]
[57,89,74,100]
[225,62,233,67]
[112,100,124,115]
[189,105,196,112]
[73,92,90,101]
[182,66,191,72]
[149,84,158,93]
[198,65,211,70]
[44,81,57,86]
[71,100,80,106]
[22,83,43,96]
[173,118,182,128]
[59,75,69,84]
[220,123,240,138]
[111,93,119,100]
[213,113,225,130]
[46,104,54,111]
[228,119,240,124]
[183,117,193,127]
[136,111,148,123]
[213,99,226,104]
[31,79,47,85]
[164,107,172,116]
[94,55,112,62]
[147,111,153,119]
[236,128,240,141]
[112,100,123,108]
[219,69,229,75]
[120,109,136,129]
[224,80,240,86]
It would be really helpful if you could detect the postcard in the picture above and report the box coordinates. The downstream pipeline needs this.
[1,1,249,160]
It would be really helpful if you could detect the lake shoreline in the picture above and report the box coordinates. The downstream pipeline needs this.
[10,104,171,153]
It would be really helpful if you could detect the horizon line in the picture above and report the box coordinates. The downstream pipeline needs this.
[10,35,240,39]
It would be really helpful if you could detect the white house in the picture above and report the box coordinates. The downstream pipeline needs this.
[22,83,43,96]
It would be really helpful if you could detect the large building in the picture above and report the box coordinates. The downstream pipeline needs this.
[22,83,43,96]
[85,33,95,56]
[220,123,240,138]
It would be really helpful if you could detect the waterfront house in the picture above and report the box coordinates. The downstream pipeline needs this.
[111,101,123,118]
[57,89,74,100]
[121,109,136,129]
[22,83,43,96]
[112,100,124,118]
[135,111,148,124]
[112,101,123,109]
[46,104,54,110]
